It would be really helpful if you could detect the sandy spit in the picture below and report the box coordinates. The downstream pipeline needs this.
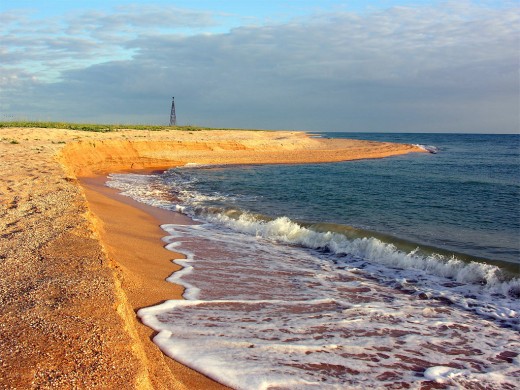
[0,127,424,389]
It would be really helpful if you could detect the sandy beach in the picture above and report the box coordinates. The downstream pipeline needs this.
[0,127,423,389]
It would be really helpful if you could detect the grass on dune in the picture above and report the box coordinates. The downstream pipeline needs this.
[0,121,217,132]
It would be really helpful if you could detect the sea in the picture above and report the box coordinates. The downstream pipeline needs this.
[106,133,520,389]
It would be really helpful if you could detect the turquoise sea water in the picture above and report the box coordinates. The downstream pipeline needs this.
[107,133,520,389]
[163,133,520,268]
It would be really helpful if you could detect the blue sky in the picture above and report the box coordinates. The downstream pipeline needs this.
[1,1,518,132]
[0,1,449,19]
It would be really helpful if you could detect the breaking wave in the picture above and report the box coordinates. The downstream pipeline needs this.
[204,212,520,298]
[414,144,439,154]
[106,171,519,328]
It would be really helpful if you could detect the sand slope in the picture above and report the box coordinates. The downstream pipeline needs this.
[58,129,422,177]
[0,127,423,389]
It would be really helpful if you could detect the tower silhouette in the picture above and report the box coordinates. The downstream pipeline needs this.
[169,97,177,126]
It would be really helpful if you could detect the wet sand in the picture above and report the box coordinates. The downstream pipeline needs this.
[80,175,229,389]
[0,127,424,388]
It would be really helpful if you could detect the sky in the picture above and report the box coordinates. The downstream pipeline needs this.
[0,1,518,133]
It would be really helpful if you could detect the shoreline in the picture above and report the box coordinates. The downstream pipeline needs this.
[0,127,424,388]
[79,174,228,389]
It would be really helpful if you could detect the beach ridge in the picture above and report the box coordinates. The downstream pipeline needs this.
[57,129,423,177]
[0,127,424,388]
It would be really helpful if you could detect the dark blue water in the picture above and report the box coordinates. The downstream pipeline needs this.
[168,133,520,268]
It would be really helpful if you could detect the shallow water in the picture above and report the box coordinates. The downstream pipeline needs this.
[139,222,519,389]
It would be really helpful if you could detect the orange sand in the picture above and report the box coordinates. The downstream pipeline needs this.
[80,175,228,389]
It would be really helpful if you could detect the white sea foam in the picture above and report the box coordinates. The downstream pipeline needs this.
[178,162,214,168]
[413,144,439,154]
[162,240,201,300]
[137,222,520,389]
[423,366,465,383]
[105,172,186,211]
[202,212,520,302]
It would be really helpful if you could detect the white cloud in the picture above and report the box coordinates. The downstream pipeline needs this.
[1,2,518,132]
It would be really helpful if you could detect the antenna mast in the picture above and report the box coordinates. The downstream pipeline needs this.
[169,97,177,126]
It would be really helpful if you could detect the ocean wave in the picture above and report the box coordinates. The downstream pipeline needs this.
[414,144,439,154]
[105,171,519,326]
[202,212,520,298]
[106,172,519,298]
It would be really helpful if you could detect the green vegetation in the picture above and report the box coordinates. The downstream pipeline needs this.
[0,137,20,144]
[0,121,219,133]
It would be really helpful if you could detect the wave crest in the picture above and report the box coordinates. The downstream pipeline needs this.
[414,144,439,153]
[204,212,519,297]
